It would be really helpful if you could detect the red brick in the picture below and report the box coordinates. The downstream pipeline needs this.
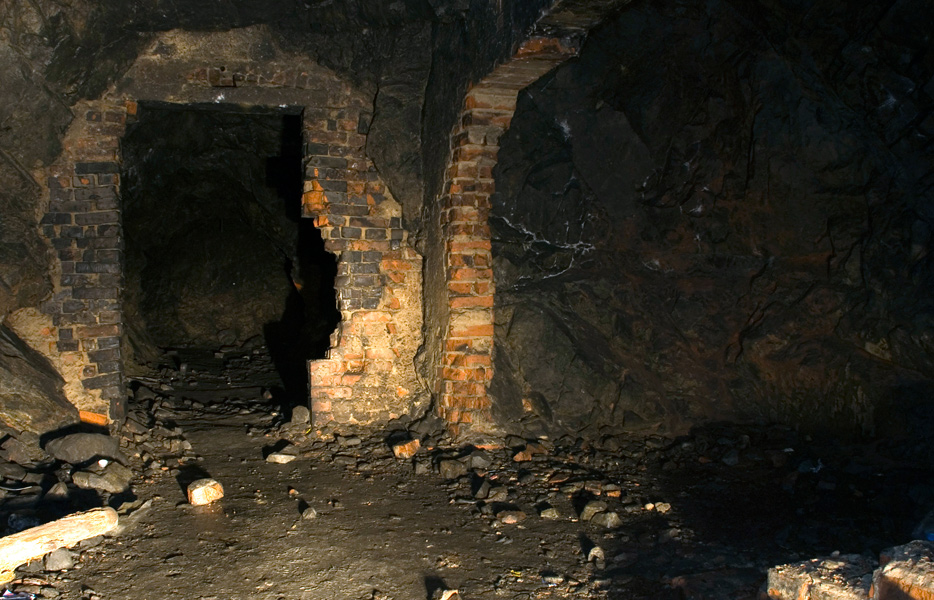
[341,374,363,386]
[450,296,494,309]
[450,324,494,338]
[392,439,421,459]
[365,347,396,360]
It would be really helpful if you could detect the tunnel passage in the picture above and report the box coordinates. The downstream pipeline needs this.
[120,102,340,403]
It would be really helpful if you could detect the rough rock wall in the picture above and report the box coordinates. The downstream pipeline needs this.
[490,0,934,440]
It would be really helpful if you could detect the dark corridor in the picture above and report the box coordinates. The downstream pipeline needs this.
[120,102,340,404]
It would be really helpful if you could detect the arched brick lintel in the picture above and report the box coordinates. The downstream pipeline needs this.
[437,38,578,437]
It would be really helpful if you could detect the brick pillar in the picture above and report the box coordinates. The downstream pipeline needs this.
[437,38,578,437]
[302,105,424,426]
[40,102,130,423]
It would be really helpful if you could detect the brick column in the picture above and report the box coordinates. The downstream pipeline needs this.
[41,102,130,423]
[438,38,577,437]
[302,106,424,426]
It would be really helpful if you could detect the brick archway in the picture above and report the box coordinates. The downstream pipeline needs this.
[31,29,425,426]
[436,38,578,436]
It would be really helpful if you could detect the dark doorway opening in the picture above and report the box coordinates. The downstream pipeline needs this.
[121,102,339,406]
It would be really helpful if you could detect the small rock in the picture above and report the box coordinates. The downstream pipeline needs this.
[513,442,547,462]
[187,478,224,505]
[722,449,740,466]
[438,459,468,480]
[539,507,561,520]
[580,500,608,522]
[44,548,74,571]
[0,461,27,481]
[72,462,133,493]
[44,481,69,501]
[591,511,622,528]
[45,433,128,466]
[392,439,421,459]
[487,486,509,502]
[266,452,297,464]
[301,506,318,520]
[543,573,565,586]
[290,405,311,425]
[497,510,526,524]
[467,450,492,470]
[588,545,606,568]
[337,435,362,447]
[474,478,491,500]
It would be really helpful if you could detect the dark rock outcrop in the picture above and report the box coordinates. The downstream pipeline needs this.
[490,0,934,440]
[0,325,79,436]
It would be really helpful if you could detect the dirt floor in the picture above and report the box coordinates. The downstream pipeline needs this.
[4,351,932,600]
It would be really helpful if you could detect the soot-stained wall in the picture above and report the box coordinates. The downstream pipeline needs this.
[490,0,934,442]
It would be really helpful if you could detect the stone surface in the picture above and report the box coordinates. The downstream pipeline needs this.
[290,406,311,425]
[579,500,607,522]
[489,0,934,444]
[45,433,127,466]
[590,511,621,528]
[764,555,875,600]
[873,541,934,600]
[437,459,468,480]
[43,549,75,572]
[0,325,79,436]
[72,462,133,494]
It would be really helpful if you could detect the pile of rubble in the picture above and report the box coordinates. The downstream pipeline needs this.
[0,383,203,594]
[765,541,934,600]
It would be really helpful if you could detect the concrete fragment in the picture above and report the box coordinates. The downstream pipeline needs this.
[764,554,875,600]
[187,478,224,505]
[872,541,934,600]
[392,439,421,459]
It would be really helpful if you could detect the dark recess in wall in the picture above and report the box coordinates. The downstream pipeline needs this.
[120,102,340,399]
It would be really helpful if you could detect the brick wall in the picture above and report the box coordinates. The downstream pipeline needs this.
[437,38,578,437]
[35,101,130,421]
[302,106,425,425]
[27,29,426,426]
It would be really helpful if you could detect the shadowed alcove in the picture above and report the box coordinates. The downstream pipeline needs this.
[120,102,340,403]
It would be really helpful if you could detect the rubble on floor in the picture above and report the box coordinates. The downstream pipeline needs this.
[763,541,934,600]
[0,353,931,598]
